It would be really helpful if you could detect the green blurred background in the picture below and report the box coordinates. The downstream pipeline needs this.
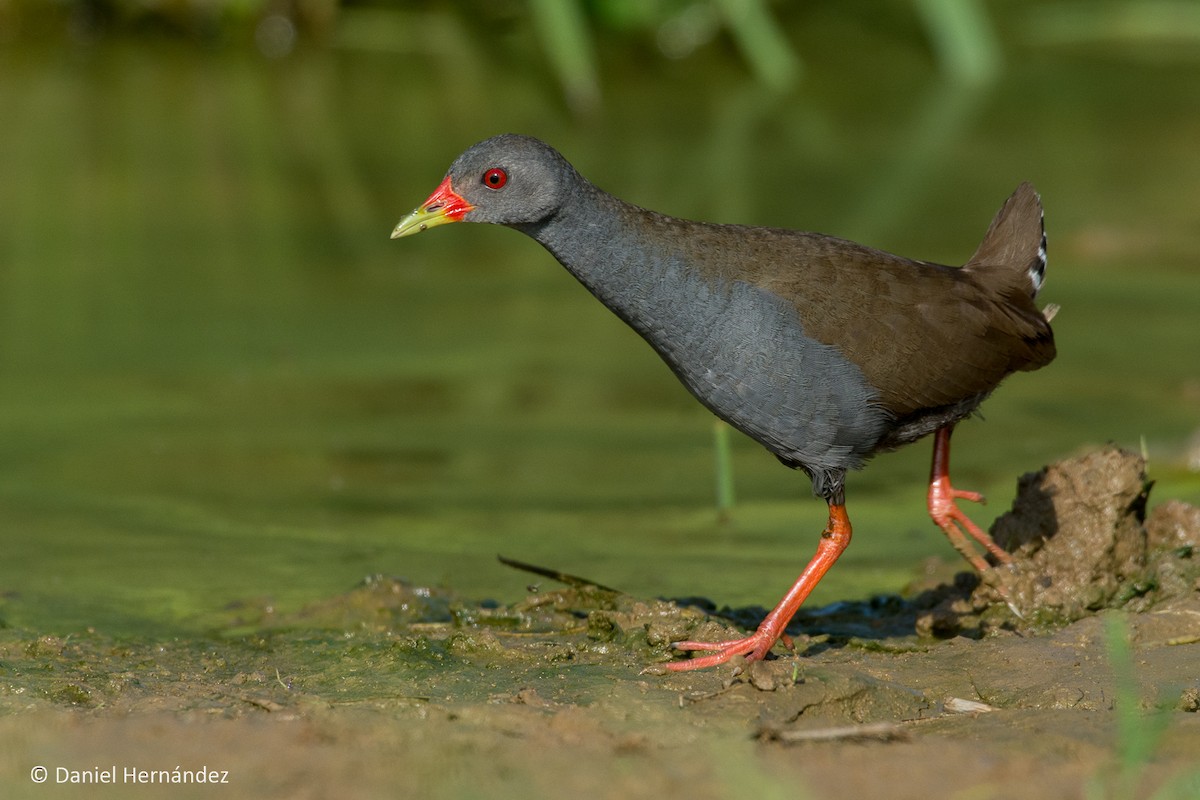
[1,0,1198,638]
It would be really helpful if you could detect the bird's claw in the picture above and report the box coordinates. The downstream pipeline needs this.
[666,632,777,672]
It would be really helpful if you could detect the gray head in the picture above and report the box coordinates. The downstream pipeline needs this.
[391,134,576,237]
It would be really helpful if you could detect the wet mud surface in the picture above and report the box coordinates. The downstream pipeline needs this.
[2,447,1199,799]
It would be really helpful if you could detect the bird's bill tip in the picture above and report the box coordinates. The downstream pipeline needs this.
[390,176,473,239]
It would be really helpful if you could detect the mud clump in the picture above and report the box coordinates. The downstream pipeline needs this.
[1145,500,1200,600]
[1147,499,1200,551]
[987,446,1151,618]
[975,445,1199,623]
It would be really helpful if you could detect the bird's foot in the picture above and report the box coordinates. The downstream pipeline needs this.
[927,477,1024,617]
[928,476,1012,571]
[665,628,786,672]
[666,502,851,673]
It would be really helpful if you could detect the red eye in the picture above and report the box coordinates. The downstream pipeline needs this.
[483,168,507,189]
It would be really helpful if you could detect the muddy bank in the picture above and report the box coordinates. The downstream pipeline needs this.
[1,447,1199,799]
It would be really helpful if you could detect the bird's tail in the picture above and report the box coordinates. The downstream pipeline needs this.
[964,182,1048,300]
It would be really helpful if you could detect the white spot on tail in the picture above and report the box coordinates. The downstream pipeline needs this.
[1028,210,1047,297]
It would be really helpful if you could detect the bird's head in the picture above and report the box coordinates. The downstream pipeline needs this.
[391,134,570,238]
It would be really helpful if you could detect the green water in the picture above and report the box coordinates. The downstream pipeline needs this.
[2,15,1199,641]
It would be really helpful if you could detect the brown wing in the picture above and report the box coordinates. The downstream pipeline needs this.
[753,246,1050,417]
[677,184,1055,418]
[658,184,1055,417]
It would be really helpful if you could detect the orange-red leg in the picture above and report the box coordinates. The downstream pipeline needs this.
[927,425,1011,570]
[667,502,852,671]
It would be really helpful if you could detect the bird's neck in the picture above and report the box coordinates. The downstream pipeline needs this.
[513,182,696,339]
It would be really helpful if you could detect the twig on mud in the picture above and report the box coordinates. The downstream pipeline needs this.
[497,555,621,593]
[757,721,908,744]
[241,696,287,713]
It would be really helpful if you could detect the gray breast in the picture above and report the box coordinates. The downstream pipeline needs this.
[617,258,892,478]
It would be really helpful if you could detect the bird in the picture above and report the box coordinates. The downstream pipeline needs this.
[391,134,1056,671]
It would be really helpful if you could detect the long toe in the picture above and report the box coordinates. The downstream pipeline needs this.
[667,632,777,671]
